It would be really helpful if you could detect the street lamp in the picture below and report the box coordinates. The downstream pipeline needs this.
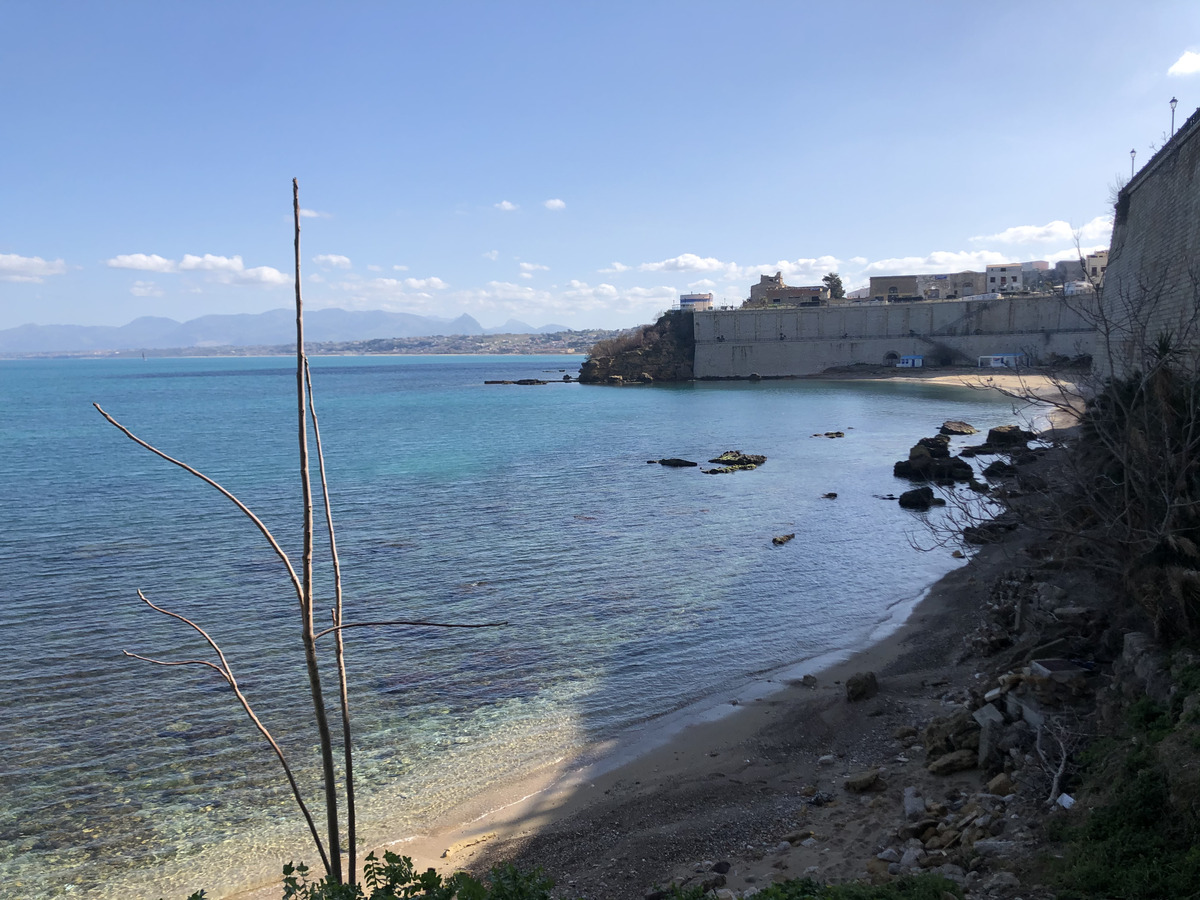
[1171,96,1178,135]
[1131,148,1137,178]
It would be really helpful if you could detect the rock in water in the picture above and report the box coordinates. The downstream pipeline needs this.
[657,458,698,467]
[772,533,796,546]
[709,450,767,466]
[940,420,978,436]
[898,486,939,510]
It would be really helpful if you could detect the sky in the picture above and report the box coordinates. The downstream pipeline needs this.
[3,1,1200,333]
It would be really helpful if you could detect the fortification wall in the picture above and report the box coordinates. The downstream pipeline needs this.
[1100,106,1200,377]
[693,295,1095,377]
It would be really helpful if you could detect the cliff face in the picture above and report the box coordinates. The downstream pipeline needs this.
[578,310,695,384]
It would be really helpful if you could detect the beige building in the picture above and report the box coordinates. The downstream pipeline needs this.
[868,275,920,302]
[916,271,987,300]
[1084,251,1109,285]
[745,272,830,307]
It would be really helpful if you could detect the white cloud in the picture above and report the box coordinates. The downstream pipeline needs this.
[688,279,717,289]
[0,252,67,283]
[393,264,409,271]
[861,250,1014,276]
[970,215,1113,246]
[107,253,177,273]
[544,198,566,211]
[494,200,518,211]
[735,256,842,284]
[849,256,868,265]
[638,253,730,274]
[519,262,549,272]
[130,280,163,297]
[367,264,382,272]
[178,253,290,286]
[600,261,630,273]
[483,250,499,261]
[299,208,330,218]
[1169,50,1200,76]
[404,276,447,290]
[313,253,352,268]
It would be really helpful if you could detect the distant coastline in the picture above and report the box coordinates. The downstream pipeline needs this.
[0,329,621,360]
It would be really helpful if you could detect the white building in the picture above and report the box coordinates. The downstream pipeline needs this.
[679,292,714,311]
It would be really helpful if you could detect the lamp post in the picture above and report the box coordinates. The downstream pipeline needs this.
[1171,96,1178,135]
[1131,148,1136,178]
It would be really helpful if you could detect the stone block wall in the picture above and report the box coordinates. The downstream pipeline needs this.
[693,295,1095,378]
[1100,106,1200,377]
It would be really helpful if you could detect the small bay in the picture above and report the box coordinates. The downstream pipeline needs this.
[1,355,1020,898]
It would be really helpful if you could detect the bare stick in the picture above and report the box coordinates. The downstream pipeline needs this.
[127,590,331,873]
[294,177,343,882]
[92,403,303,604]
[305,358,357,884]
[313,619,508,641]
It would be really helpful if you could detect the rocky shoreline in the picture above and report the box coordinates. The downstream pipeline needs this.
[405,422,1106,900]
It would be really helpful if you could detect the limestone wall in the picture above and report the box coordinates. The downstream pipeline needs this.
[693,295,1095,377]
[1099,106,1200,377]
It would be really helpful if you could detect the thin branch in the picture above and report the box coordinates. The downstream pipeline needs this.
[293,177,342,883]
[122,652,229,677]
[313,619,509,641]
[305,357,357,884]
[125,589,332,874]
[92,403,303,605]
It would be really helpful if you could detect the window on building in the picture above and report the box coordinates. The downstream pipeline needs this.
[990,276,996,282]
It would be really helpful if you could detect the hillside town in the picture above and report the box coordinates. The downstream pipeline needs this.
[677,251,1109,314]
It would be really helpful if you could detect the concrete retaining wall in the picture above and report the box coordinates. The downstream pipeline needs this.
[1100,106,1200,378]
[693,295,1096,378]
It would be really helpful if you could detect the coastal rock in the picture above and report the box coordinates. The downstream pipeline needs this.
[579,310,696,385]
[822,492,838,499]
[903,786,926,821]
[923,709,980,759]
[772,533,796,546]
[846,671,879,701]
[894,449,974,484]
[940,420,978,436]
[986,424,1036,447]
[916,434,952,458]
[844,768,883,792]
[709,450,767,467]
[962,518,1020,544]
[927,748,978,775]
[898,486,942,510]
[656,458,698,468]
[983,459,1017,478]
[987,772,1017,796]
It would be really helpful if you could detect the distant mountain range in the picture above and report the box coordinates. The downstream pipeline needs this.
[0,309,572,354]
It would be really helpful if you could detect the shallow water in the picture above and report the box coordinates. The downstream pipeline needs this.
[0,355,1023,898]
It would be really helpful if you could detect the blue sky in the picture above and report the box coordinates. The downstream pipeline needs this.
[2,1,1199,332]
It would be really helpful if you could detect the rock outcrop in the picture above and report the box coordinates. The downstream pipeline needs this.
[578,310,695,384]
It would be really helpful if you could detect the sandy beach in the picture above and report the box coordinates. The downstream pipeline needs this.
[227,370,1063,900]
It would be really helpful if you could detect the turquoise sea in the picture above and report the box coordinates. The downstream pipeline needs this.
[1,355,1022,898]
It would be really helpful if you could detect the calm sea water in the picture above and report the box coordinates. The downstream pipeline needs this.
[0,355,1021,898]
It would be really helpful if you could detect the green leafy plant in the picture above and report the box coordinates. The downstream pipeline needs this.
[278,852,555,900]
